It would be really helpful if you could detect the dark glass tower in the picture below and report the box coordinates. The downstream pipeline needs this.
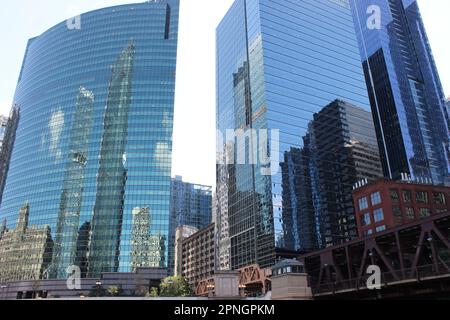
[350,0,450,185]
[216,0,376,268]
[0,1,179,281]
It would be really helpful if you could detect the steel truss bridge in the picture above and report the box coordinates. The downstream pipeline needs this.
[300,212,450,299]
[195,264,271,297]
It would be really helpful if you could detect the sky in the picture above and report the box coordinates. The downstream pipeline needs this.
[0,0,449,188]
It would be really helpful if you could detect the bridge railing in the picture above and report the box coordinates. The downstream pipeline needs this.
[312,263,450,295]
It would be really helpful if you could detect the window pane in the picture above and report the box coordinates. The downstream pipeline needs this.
[374,208,384,222]
[371,192,381,205]
[359,197,368,210]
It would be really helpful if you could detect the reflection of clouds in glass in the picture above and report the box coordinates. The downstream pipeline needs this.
[162,111,172,129]
[48,109,65,161]
[155,142,170,168]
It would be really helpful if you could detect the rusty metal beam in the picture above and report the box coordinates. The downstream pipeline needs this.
[410,229,426,278]
[432,224,450,250]
[428,231,440,273]
[395,231,406,278]
[373,243,400,281]
[345,246,353,279]
[357,248,368,282]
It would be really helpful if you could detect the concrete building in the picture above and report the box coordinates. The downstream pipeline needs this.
[0,268,166,299]
[0,202,53,283]
[179,223,215,288]
[174,225,198,276]
[271,259,312,300]
[353,177,450,237]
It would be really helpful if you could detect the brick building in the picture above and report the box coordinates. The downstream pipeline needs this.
[353,178,450,237]
[179,223,215,288]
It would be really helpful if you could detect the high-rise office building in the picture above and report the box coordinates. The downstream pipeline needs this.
[281,100,382,250]
[350,0,450,185]
[0,1,179,281]
[168,176,212,274]
[0,107,20,206]
[216,0,375,268]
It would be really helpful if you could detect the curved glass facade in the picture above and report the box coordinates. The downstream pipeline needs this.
[0,1,179,280]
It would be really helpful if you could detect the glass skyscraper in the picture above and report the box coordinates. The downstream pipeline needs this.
[350,0,450,186]
[168,176,212,274]
[0,1,179,280]
[216,0,377,268]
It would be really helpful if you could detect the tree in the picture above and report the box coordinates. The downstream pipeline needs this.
[147,287,159,298]
[107,286,123,297]
[159,276,192,297]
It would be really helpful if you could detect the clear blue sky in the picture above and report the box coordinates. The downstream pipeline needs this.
[0,0,449,187]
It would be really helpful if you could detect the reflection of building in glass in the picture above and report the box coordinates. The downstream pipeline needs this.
[74,221,91,278]
[52,87,94,278]
[280,147,316,251]
[168,176,212,274]
[217,0,371,267]
[1,1,179,282]
[89,44,134,277]
[282,100,382,250]
[351,0,450,185]
[215,147,232,271]
[0,107,19,206]
[131,207,166,271]
[174,225,198,276]
[0,203,53,282]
